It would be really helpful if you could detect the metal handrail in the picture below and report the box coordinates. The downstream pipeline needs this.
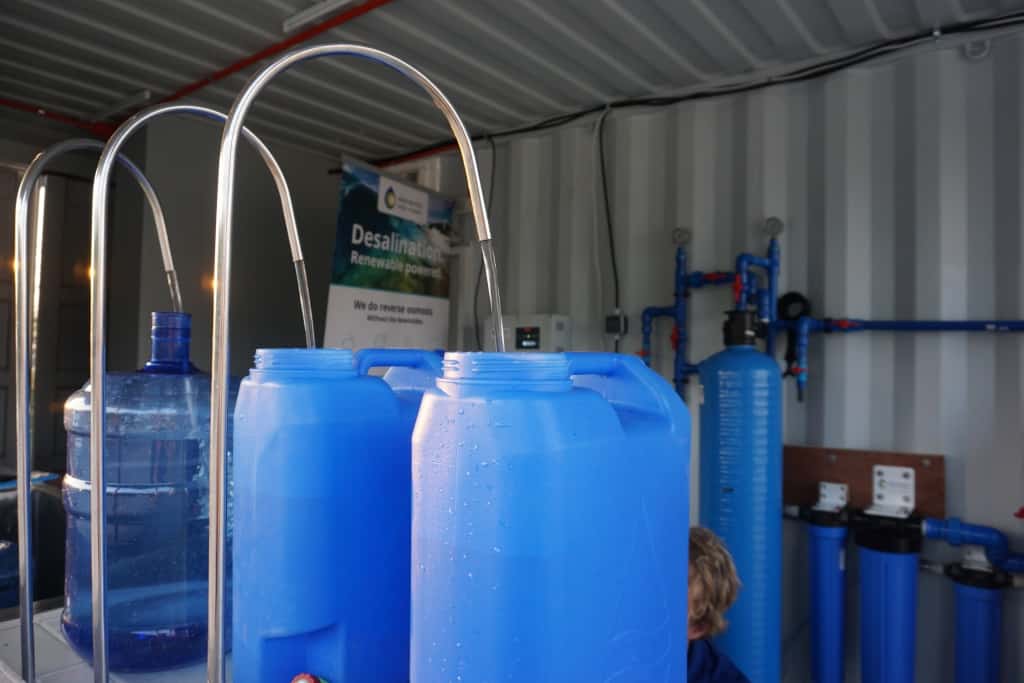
[87,103,314,683]
[12,140,176,681]
[207,44,503,682]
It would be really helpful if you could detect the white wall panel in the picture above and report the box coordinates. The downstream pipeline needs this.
[439,32,1024,683]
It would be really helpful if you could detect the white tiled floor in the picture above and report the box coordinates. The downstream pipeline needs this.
[0,611,213,682]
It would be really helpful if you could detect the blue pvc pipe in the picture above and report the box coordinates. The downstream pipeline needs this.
[954,582,1002,683]
[640,247,728,391]
[776,316,1024,401]
[808,523,847,683]
[830,319,1024,333]
[672,247,688,395]
[732,239,781,357]
[859,546,918,683]
[923,517,1024,571]
[641,306,673,368]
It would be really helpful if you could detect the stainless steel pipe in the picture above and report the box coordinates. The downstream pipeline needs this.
[13,139,175,682]
[88,104,313,683]
[208,44,503,682]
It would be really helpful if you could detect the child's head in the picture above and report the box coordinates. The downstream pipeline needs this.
[688,526,740,641]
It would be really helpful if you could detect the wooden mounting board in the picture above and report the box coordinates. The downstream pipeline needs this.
[784,445,946,518]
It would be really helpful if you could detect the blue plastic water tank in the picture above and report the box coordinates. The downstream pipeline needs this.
[698,312,782,683]
[410,352,690,682]
[232,347,441,683]
[62,312,236,671]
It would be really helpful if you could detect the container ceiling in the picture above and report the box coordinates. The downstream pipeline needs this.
[2,0,1024,161]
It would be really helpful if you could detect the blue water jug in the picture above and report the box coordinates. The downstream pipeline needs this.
[62,312,236,671]
[232,347,441,683]
[410,352,691,681]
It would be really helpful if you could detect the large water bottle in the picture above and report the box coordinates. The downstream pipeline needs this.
[62,311,235,671]
[232,347,441,683]
[411,352,691,681]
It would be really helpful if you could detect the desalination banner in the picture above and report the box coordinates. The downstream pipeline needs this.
[324,159,453,350]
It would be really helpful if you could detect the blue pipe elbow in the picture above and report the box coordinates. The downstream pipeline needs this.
[734,254,753,309]
[641,306,673,368]
[924,518,1013,568]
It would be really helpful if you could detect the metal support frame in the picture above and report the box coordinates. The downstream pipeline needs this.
[13,140,177,681]
[207,44,500,683]
[86,103,313,683]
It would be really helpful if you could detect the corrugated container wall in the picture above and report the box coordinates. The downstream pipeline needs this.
[431,32,1024,682]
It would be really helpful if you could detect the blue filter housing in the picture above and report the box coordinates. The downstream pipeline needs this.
[232,348,441,683]
[62,312,237,671]
[698,311,782,683]
[949,566,1007,683]
[807,520,848,683]
[410,352,690,682]
[856,520,920,683]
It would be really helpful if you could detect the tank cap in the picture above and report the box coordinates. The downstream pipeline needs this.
[722,310,758,346]
[442,352,570,384]
[254,348,355,374]
[144,311,195,374]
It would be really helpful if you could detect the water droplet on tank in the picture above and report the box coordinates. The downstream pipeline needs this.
[492,546,502,553]
[467,571,473,579]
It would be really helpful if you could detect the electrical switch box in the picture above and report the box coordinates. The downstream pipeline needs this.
[486,314,572,352]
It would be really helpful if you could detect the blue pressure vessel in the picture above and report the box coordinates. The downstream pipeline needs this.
[698,311,782,683]
[232,347,441,683]
[62,312,236,671]
[949,565,1007,683]
[410,352,690,682]
[856,518,920,683]
[807,518,848,683]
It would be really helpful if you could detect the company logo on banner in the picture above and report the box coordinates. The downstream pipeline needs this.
[324,160,453,351]
[378,178,428,224]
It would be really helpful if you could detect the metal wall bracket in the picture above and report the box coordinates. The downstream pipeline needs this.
[812,482,848,513]
[865,465,915,518]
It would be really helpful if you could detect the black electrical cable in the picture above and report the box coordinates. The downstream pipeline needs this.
[473,136,497,350]
[367,11,1024,168]
[597,109,622,352]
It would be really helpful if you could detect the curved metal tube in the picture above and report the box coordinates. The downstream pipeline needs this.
[13,139,176,682]
[88,103,313,683]
[208,44,505,681]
